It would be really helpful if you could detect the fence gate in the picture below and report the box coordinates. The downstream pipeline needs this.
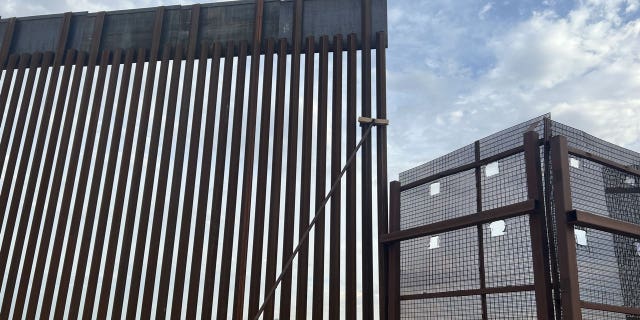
[0,0,389,319]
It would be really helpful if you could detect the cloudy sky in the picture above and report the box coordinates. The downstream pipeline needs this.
[3,0,640,178]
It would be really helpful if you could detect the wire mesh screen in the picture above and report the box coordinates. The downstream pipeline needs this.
[396,115,549,318]
[480,153,528,211]
[576,228,640,308]
[400,227,480,295]
[400,169,476,229]
[486,290,537,319]
[396,114,639,319]
[482,215,534,288]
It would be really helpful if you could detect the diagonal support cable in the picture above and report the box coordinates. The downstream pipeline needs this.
[253,118,385,319]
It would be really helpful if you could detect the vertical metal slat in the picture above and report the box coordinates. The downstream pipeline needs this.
[311,34,329,320]
[345,33,358,320]
[550,135,582,319]
[295,35,315,320]
[376,31,389,320]
[328,33,343,320]
[524,130,554,320]
[388,181,401,320]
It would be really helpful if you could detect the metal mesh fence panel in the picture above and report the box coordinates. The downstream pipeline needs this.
[482,215,534,288]
[400,227,480,295]
[577,227,640,308]
[396,114,639,319]
[486,290,537,319]
[481,152,528,211]
[400,169,476,230]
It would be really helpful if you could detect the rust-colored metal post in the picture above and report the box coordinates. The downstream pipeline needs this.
[281,0,304,317]
[388,181,401,320]
[361,0,375,318]
[312,34,329,320]
[543,117,562,318]
[376,30,389,320]
[550,135,582,320]
[474,141,489,320]
[524,131,554,320]
[296,35,315,320]
[328,33,343,320]
[346,32,358,320]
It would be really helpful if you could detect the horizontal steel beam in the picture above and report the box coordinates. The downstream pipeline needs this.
[0,0,387,63]
[379,199,537,243]
[400,285,535,301]
[568,147,640,177]
[581,301,640,316]
[400,145,527,192]
[567,210,640,239]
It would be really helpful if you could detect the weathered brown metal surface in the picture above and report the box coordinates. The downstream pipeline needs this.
[550,135,582,320]
[0,1,388,318]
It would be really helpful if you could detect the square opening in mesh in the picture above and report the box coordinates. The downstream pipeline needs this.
[569,157,580,169]
[429,236,440,249]
[485,161,500,177]
[429,182,441,195]
[489,220,506,237]
[575,229,588,246]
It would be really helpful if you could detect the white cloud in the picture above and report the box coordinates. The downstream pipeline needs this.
[387,0,640,178]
